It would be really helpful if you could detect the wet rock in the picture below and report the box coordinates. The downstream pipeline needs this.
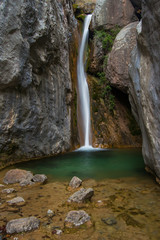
[32,174,47,184]
[19,179,34,187]
[106,22,138,93]
[7,197,25,206]
[2,188,16,194]
[69,176,82,189]
[6,217,40,234]
[0,184,4,187]
[52,229,62,235]
[65,210,91,228]
[118,213,143,228]
[88,37,104,74]
[67,188,94,203]
[101,217,117,225]
[3,169,33,184]
[74,0,96,14]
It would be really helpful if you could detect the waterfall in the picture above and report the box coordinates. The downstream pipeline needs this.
[77,14,92,148]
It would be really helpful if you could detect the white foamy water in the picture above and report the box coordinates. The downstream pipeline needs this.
[77,14,92,147]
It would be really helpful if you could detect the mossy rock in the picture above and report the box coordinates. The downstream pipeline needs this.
[77,14,86,22]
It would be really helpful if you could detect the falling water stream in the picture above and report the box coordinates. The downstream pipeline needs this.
[77,14,92,148]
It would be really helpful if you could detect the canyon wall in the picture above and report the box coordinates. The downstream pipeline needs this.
[88,0,142,148]
[129,0,160,179]
[0,0,77,167]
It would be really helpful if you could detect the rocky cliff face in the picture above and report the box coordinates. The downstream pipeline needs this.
[106,22,138,93]
[129,0,160,179]
[0,0,77,167]
[91,0,136,30]
[87,0,141,148]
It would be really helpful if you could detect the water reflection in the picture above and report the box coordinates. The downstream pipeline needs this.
[14,149,146,181]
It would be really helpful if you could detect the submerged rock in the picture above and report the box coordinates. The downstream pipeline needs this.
[32,174,47,184]
[101,216,117,225]
[0,184,4,187]
[7,197,25,206]
[2,188,16,194]
[47,209,55,218]
[67,188,94,203]
[6,217,40,234]
[65,210,91,228]
[69,176,82,189]
[3,169,33,184]
[19,179,34,187]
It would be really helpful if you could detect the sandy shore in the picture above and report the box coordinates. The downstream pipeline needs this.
[0,168,160,240]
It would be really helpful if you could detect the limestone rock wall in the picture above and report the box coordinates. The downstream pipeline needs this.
[0,0,77,166]
[129,0,160,178]
[106,22,138,93]
[91,0,136,30]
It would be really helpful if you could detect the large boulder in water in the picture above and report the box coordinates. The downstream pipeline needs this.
[69,176,82,189]
[6,217,40,234]
[3,169,33,184]
[65,210,91,228]
[67,188,94,203]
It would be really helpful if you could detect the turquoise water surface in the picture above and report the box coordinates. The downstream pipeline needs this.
[14,148,146,181]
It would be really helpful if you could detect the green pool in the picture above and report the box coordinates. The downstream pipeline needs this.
[14,148,146,181]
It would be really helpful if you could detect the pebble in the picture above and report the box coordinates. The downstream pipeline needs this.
[47,209,55,217]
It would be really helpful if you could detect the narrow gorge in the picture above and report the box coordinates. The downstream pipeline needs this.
[0,0,160,239]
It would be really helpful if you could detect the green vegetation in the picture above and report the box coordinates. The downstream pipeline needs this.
[103,55,108,67]
[76,14,86,22]
[72,4,79,11]
[95,26,121,51]
[96,72,115,112]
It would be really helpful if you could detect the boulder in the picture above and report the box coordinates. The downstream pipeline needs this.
[69,176,82,188]
[2,188,16,194]
[67,188,94,203]
[91,0,136,30]
[3,169,33,184]
[65,210,91,227]
[19,179,34,187]
[6,217,40,234]
[106,22,138,93]
[7,197,25,206]
[129,0,160,178]
[32,174,47,184]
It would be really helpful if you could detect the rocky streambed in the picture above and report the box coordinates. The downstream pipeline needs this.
[0,169,160,240]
